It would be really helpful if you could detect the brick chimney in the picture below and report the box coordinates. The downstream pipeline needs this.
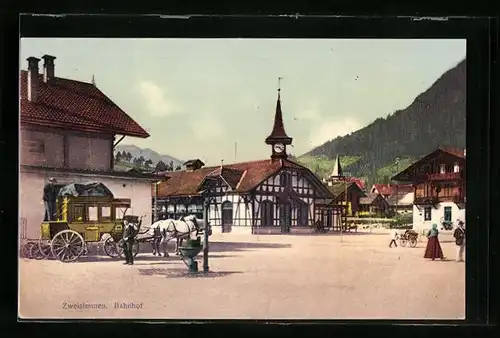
[27,56,41,102]
[41,54,56,83]
[183,159,205,172]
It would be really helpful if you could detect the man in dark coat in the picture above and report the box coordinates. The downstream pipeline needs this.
[43,178,57,221]
[122,219,138,265]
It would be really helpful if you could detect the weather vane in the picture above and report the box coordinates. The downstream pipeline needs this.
[278,76,283,92]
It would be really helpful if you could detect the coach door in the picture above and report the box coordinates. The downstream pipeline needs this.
[221,201,233,233]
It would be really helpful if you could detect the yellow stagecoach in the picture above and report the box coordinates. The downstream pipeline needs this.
[33,182,141,262]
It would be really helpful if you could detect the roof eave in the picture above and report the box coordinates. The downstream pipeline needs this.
[21,118,150,138]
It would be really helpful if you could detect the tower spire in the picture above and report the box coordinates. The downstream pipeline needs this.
[91,74,96,86]
[329,155,343,181]
[265,77,292,146]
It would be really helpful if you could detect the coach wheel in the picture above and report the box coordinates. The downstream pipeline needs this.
[38,238,53,259]
[409,238,417,248]
[103,237,121,258]
[116,239,140,258]
[51,230,85,262]
[399,238,407,247]
[21,242,36,259]
[30,243,45,260]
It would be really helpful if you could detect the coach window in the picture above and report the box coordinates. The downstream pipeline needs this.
[100,206,111,222]
[115,207,126,221]
[88,206,98,222]
[187,204,198,214]
[424,207,432,221]
[72,205,85,222]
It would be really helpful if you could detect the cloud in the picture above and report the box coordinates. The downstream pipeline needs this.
[137,81,180,116]
[294,100,321,120]
[189,112,225,141]
[309,117,362,148]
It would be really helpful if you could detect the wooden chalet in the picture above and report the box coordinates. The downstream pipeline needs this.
[358,193,390,218]
[153,87,342,234]
[392,147,466,230]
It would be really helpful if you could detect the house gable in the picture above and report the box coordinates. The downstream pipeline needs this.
[392,148,465,182]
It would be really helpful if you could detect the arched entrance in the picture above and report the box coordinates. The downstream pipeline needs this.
[279,203,292,233]
[221,201,233,233]
[297,204,309,227]
[260,200,274,227]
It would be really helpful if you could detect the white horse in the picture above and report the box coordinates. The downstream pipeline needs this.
[148,215,210,257]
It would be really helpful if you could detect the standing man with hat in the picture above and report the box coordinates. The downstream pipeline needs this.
[122,219,138,265]
[453,220,466,262]
[43,178,57,221]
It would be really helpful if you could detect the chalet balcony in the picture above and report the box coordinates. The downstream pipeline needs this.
[453,194,466,204]
[414,196,439,205]
[427,172,462,181]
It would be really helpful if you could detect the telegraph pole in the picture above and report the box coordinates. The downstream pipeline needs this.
[395,158,400,215]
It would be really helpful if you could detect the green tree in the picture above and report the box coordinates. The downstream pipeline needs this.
[155,160,168,172]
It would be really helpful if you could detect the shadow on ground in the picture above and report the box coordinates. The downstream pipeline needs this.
[286,231,389,237]
[138,267,243,278]
[208,241,291,253]
[71,255,182,263]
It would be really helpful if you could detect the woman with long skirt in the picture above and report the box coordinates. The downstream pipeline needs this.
[424,223,445,260]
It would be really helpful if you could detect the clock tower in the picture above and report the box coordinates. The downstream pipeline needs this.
[265,78,293,161]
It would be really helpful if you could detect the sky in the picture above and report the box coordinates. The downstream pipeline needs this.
[20,38,466,166]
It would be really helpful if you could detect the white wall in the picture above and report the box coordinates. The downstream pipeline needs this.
[19,170,152,240]
[412,202,466,231]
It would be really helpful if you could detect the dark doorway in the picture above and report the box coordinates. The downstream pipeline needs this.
[280,203,292,233]
[326,209,333,228]
[297,204,309,227]
[260,200,274,227]
[221,201,233,233]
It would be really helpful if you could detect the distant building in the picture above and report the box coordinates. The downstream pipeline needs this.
[358,193,390,218]
[392,148,466,230]
[322,155,367,222]
[386,191,414,215]
[153,87,342,234]
[20,55,157,239]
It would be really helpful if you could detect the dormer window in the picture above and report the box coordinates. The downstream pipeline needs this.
[440,164,446,174]
[453,163,460,173]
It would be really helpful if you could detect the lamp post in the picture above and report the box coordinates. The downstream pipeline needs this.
[154,181,162,223]
[341,171,351,243]
[395,158,400,216]
[202,183,213,273]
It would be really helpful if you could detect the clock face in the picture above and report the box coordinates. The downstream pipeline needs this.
[273,143,285,153]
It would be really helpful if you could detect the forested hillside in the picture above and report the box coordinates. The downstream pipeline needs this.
[298,59,466,185]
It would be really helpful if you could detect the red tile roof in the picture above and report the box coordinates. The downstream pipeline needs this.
[346,177,365,190]
[371,183,413,196]
[20,70,149,138]
[154,158,329,197]
[372,184,393,196]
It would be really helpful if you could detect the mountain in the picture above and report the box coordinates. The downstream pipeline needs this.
[114,144,184,168]
[298,58,466,186]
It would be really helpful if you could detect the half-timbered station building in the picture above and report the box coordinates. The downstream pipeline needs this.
[153,88,341,234]
[20,55,158,240]
[392,148,466,230]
